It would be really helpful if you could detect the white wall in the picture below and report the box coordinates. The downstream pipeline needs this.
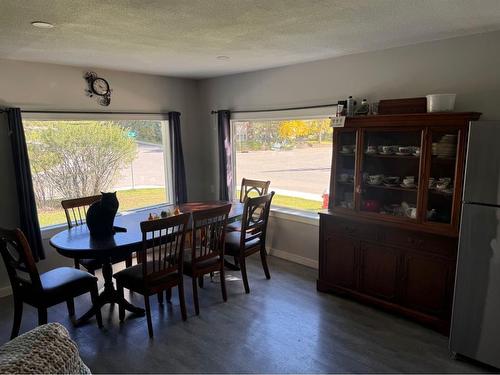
[0,59,211,294]
[198,30,500,266]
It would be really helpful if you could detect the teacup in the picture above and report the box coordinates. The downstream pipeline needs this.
[428,178,435,188]
[366,145,377,154]
[402,176,415,186]
[436,181,450,190]
[405,207,417,219]
[381,146,392,154]
[398,146,411,154]
[368,174,384,185]
[413,147,421,155]
[341,145,353,153]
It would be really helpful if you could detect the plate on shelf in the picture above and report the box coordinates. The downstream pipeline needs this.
[339,150,354,154]
[378,151,394,155]
[395,152,412,156]
[383,183,398,187]
[400,183,417,189]
[367,181,383,186]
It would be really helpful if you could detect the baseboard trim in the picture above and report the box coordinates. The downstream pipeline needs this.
[0,285,12,298]
[269,248,318,269]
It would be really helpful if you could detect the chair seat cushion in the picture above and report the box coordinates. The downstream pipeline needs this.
[40,267,96,297]
[113,262,178,290]
[226,221,242,232]
[224,231,261,255]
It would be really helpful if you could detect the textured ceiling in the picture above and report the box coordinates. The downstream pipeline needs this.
[1,0,500,78]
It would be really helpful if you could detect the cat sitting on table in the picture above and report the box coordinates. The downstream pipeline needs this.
[86,192,127,238]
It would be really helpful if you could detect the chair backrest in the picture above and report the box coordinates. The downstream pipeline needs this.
[139,213,190,283]
[191,204,231,265]
[239,178,271,203]
[61,195,102,228]
[239,192,275,250]
[0,228,42,293]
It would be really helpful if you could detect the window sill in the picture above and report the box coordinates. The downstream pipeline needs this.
[270,206,319,226]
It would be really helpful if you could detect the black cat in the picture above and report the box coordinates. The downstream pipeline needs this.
[86,192,126,238]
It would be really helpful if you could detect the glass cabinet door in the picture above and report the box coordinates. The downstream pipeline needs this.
[424,129,460,225]
[359,129,423,220]
[333,130,356,210]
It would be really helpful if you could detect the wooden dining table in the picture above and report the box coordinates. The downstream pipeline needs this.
[50,201,243,325]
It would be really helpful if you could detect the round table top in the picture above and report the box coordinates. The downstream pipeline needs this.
[50,201,243,259]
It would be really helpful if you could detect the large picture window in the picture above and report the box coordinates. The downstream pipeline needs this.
[232,118,333,212]
[24,118,171,228]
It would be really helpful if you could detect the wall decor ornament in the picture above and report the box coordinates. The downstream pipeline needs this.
[84,71,112,106]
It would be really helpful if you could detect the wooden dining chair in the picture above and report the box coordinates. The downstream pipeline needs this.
[0,227,102,339]
[224,192,275,293]
[238,178,271,203]
[114,213,190,338]
[227,178,271,234]
[61,195,133,274]
[183,204,231,315]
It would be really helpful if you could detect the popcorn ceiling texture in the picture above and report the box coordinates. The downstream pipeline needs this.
[1,0,500,78]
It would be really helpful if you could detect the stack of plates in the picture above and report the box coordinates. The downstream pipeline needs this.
[433,134,457,158]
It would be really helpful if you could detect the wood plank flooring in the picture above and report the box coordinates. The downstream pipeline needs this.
[0,256,491,373]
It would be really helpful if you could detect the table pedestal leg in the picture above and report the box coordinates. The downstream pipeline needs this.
[74,259,145,326]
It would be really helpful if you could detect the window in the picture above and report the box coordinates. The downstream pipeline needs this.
[232,118,333,212]
[24,118,172,228]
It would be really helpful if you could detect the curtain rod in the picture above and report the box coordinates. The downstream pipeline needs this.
[210,102,338,115]
[20,110,170,115]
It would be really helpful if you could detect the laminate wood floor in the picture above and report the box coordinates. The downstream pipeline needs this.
[0,256,491,373]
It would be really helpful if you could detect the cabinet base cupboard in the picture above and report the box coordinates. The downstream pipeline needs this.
[317,113,481,335]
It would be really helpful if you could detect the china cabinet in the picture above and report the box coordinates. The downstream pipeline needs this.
[318,112,481,334]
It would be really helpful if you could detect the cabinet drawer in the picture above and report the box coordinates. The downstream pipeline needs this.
[324,218,378,241]
[379,229,456,257]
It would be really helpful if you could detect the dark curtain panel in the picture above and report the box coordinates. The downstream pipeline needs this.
[168,111,188,204]
[7,108,45,261]
[217,110,232,201]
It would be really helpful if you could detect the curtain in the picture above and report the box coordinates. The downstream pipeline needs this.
[217,110,233,201]
[7,108,45,261]
[168,111,188,204]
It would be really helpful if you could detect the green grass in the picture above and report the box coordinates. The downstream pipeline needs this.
[37,188,167,227]
[38,187,322,228]
[236,190,322,212]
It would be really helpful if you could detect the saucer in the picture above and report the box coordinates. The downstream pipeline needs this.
[379,151,394,155]
[412,152,420,157]
[395,152,411,156]
[383,183,398,187]
[367,180,383,186]
[339,150,354,154]
[400,183,416,188]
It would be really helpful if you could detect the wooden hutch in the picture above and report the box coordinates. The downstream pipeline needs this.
[317,112,481,334]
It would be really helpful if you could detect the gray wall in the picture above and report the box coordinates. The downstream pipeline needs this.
[198,30,500,266]
[0,59,210,293]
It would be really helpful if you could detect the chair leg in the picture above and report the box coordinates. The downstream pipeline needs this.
[240,256,250,294]
[198,275,204,288]
[260,247,271,279]
[220,265,227,302]
[10,297,23,339]
[192,277,200,315]
[178,279,187,321]
[91,284,103,328]
[66,298,75,318]
[166,288,172,303]
[157,292,164,304]
[74,258,80,269]
[38,308,48,325]
[144,295,153,338]
[117,284,125,322]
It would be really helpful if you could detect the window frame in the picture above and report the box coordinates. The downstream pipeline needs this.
[230,110,335,219]
[22,112,174,235]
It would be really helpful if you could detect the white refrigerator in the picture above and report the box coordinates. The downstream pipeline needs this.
[450,121,500,368]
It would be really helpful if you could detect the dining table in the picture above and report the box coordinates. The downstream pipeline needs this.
[50,200,244,325]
